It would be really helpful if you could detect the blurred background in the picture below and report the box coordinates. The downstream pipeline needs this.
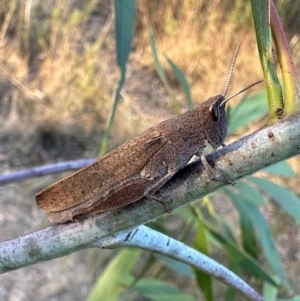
[0,0,300,300]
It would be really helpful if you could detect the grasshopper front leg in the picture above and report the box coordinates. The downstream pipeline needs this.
[197,150,234,185]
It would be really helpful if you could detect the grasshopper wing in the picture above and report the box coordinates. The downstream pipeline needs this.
[36,128,166,212]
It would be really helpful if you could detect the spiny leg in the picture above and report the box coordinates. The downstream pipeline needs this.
[199,152,235,185]
[144,169,180,213]
[142,141,188,213]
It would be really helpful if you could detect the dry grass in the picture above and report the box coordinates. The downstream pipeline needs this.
[0,0,300,300]
[0,0,299,151]
[0,1,114,157]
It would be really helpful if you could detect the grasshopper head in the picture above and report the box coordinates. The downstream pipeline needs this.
[198,95,228,149]
[198,78,263,149]
[196,42,263,150]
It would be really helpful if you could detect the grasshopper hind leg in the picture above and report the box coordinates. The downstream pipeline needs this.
[141,140,191,213]
[48,176,151,223]
[70,176,152,220]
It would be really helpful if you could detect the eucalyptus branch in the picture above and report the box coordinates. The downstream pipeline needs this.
[0,112,300,292]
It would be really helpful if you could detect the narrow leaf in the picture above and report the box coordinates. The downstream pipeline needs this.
[88,248,141,301]
[234,180,267,206]
[225,288,237,301]
[205,223,278,286]
[149,31,180,113]
[193,217,213,301]
[224,188,258,259]
[263,161,296,177]
[225,188,289,288]
[115,0,136,70]
[246,202,289,288]
[166,56,193,109]
[270,1,299,114]
[249,176,300,223]
[277,296,300,301]
[250,0,284,123]
[134,278,196,301]
[263,281,278,301]
[100,0,136,154]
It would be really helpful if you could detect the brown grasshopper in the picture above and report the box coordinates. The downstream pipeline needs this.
[36,45,262,223]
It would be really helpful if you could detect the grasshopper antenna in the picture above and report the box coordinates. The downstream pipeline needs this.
[221,80,264,106]
[223,42,242,98]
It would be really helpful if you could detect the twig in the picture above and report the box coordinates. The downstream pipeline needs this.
[97,226,265,301]
[0,158,96,186]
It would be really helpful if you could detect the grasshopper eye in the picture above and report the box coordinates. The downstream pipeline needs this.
[209,103,220,121]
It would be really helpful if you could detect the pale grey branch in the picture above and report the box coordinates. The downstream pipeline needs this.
[0,158,96,186]
[95,225,264,301]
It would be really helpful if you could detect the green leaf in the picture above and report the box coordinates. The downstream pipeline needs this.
[166,56,193,109]
[263,281,278,301]
[227,189,289,288]
[223,188,258,259]
[220,218,236,243]
[206,223,278,287]
[149,31,168,86]
[263,161,296,177]
[277,297,300,301]
[193,217,213,301]
[269,2,298,115]
[87,248,141,301]
[149,31,180,113]
[115,0,136,70]
[155,254,194,278]
[249,176,300,223]
[100,0,136,154]
[250,0,283,123]
[233,180,267,206]
[227,90,268,134]
[173,206,193,223]
[225,287,237,301]
[134,278,196,301]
